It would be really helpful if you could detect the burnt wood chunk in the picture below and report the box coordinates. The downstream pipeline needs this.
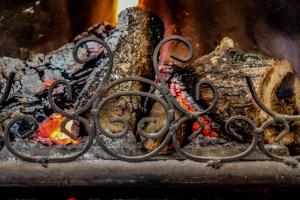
[0,11,120,138]
[75,8,164,135]
[181,37,299,145]
[0,42,97,136]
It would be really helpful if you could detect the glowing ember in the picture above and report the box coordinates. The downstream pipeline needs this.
[170,77,220,138]
[157,63,224,143]
[34,113,79,146]
[43,79,55,90]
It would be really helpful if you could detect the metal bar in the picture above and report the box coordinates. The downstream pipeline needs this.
[0,160,299,187]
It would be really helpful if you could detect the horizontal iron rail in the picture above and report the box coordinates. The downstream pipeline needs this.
[0,160,298,187]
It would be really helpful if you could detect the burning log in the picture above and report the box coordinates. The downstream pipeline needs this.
[75,8,164,136]
[140,101,187,154]
[141,62,227,154]
[180,37,300,145]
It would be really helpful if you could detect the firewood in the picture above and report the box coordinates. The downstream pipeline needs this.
[75,8,164,135]
[140,101,186,154]
[0,7,164,146]
[181,37,299,145]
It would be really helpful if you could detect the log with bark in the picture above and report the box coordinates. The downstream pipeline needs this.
[140,101,188,154]
[75,8,164,136]
[179,37,300,145]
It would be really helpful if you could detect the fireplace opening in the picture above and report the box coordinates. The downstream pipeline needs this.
[1,1,300,192]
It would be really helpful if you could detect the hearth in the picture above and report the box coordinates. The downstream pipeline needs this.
[1,0,300,190]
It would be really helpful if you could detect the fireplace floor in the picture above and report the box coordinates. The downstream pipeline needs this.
[0,159,299,187]
[0,142,298,187]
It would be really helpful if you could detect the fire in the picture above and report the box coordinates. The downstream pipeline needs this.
[176,96,219,138]
[159,64,221,141]
[89,0,141,27]
[43,79,55,90]
[34,113,79,146]
[117,0,140,15]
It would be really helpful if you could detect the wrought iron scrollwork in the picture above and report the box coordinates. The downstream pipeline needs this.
[245,76,300,166]
[1,35,300,168]
[0,72,15,149]
[0,72,15,106]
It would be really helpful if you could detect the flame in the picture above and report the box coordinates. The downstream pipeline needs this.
[117,0,140,15]
[34,113,79,146]
[89,0,141,27]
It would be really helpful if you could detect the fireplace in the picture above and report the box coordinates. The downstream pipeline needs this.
[0,0,300,196]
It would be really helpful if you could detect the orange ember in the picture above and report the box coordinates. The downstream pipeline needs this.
[177,95,219,138]
[34,113,79,146]
[177,96,195,112]
[43,79,55,90]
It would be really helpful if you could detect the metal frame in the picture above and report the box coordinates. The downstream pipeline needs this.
[1,35,300,168]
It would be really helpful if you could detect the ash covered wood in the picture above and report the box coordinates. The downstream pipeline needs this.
[76,8,164,135]
[0,45,82,135]
[180,37,300,145]
[0,21,114,137]
[73,21,114,42]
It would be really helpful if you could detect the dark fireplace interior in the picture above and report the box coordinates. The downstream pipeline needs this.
[1,0,300,73]
[1,0,300,199]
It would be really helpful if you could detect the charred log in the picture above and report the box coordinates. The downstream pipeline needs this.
[75,8,164,136]
[180,37,299,145]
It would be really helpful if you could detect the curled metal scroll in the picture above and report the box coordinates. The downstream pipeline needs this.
[2,35,300,167]
[0,72,15,149]
[4,115,94,164]
[92,77,175,161]
[49,37,114,119]
[172,115,258,164]
[245,76,300,166]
